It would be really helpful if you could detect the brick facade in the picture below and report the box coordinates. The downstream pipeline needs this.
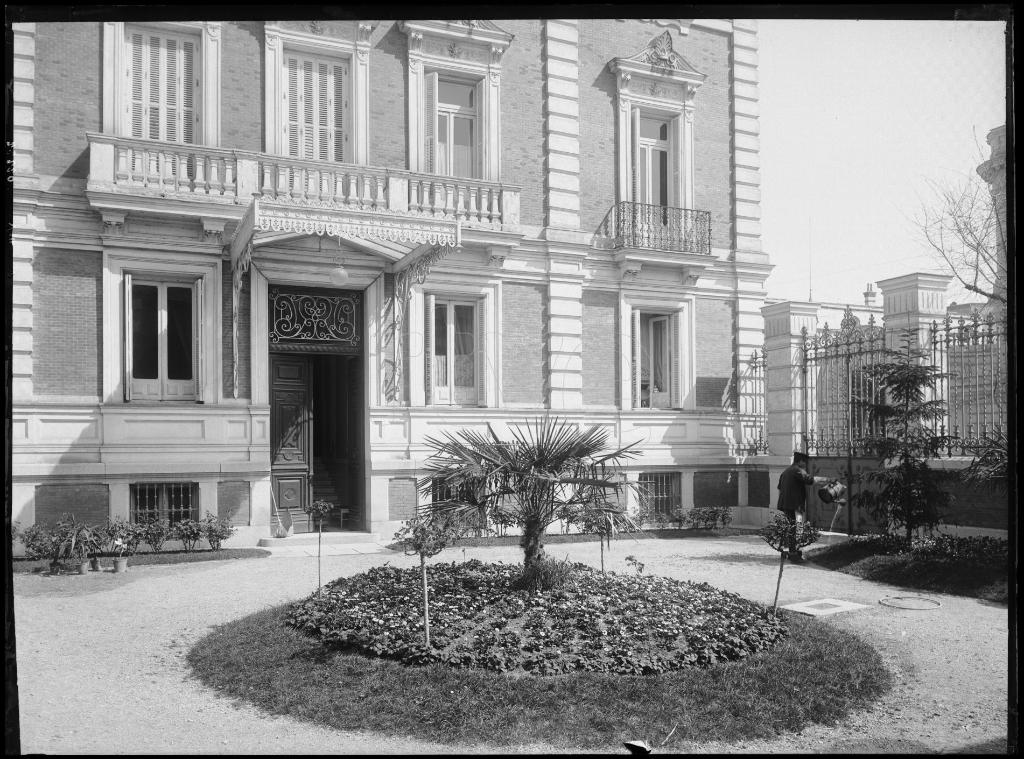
[694,297,734,409]
[221,22,264,151]
[502,282,547,405]
[368,23,409,169]
[33,23,100,180]
[33,249,102,397]
[582,289,618,406]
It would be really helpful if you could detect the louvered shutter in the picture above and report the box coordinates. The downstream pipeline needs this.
[123,273,133,402]
[474,80,485,180]
[631,308,640,408]
[333,61,348,162]
[193,279,204,402]
[476,301,486,406]
[302,60,315,159]
[128,32,144,138]
[182,39,196,146]
[424,293,435,404]
[286,55,300,157]
[126,29,195,144]
[424,71,438,173]
[630,107,641,202]
[670,311,681,408]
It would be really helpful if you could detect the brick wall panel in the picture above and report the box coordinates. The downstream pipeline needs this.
[694,470,739,507]
[34,23,101,179]
[34,484,109,526]
[695,297,735,409]
[33,249,102,397]
[217,480,251,526]
[222,268,251,399]
[502,282,547,405]
[221,22,264,151]
[582,289,618,406]
[369,23,408,170]
[388,477,418,521]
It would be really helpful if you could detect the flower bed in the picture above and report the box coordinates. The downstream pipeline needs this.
[286,559,787,676]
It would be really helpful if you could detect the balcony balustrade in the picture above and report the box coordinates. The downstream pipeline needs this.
[599,201,711,256]
[86,133,520,230]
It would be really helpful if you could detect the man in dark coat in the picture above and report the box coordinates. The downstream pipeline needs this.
[777,452,828,561]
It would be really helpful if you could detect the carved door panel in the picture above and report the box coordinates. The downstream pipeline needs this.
[270,354,312,532]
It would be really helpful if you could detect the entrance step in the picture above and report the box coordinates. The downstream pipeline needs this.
[258,531,381,548]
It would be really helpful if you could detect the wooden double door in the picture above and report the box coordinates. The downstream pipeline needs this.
[270,353,362,533]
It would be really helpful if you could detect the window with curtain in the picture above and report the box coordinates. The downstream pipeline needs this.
[632,310,679,409]
[426,75,479,178]
[426,298,479,405]
[125,276,202,401]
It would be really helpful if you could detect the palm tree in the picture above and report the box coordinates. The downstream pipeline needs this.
[417,417,641,572]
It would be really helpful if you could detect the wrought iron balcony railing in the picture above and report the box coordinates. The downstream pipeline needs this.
[599,201,711,256]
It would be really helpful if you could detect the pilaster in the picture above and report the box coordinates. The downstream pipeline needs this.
[731,20,762,254]
[543,20,581,230]
[761,301,819,456]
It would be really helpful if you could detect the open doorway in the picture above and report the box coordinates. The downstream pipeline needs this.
[270,352,364,533]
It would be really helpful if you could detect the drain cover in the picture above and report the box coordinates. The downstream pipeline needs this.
[878,596,942,610]
[779,598,871,616]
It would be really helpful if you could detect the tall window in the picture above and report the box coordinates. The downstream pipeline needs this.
[130,482,197,524]
[125,276,202,401]
[127,27,197,144]
[638,472,681,519]
[633,311,678,409]
[426,297,480,405]
[285,53,350,162]
[425,74,479,178]
[637,117,669,207]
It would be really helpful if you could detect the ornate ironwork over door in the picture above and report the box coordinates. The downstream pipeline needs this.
[269,286,362,354]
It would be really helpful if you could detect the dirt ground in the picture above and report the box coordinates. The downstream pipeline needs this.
[11,535,1011,754]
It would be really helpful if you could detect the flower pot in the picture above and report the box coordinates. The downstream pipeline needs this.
[113,557,128,573]
[77,560,90,575]
[90,557,102,572]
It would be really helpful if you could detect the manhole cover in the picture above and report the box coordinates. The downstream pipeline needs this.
[878,596,942,610]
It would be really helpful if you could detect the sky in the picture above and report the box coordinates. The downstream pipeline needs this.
[757,19,1008,307]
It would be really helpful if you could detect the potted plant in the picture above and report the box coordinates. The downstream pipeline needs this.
[55,514,100,575]
[112,538,129,573]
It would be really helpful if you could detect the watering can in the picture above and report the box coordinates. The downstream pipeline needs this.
[817,480,847,504]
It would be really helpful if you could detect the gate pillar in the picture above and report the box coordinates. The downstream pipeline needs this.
[761,301,819,456]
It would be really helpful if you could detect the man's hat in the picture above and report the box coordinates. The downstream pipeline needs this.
[792,451,810,464]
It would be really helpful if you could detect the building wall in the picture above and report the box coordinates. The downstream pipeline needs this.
[34,483,109,526]
[221,21,264,151]
[217,480,252,525]
[33,249,102,397]
[33,22,100,180]
[576,19,733,247]
[497,20,545,228]
[502,282,547,405]
[582,289,618,406]
[368,22,409,170]
[694,296,734,409]
[221,269,251,400]
[694,470,739,507]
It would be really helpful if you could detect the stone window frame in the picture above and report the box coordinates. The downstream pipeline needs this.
[102,21,222,146]
[263,23,372,164]
[619,291,696,411]
[102,247,222,405]
[608,31,705,210]
[400,20,513,182]
[407,280,499,408]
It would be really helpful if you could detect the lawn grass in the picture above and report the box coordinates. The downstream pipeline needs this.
[408,526,759,551]
[805,542,1007,603]
[12,548,271,574]
[187,602,891,751]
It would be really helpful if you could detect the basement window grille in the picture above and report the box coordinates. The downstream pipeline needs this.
[638,472,680,517]
[130,482,198,524]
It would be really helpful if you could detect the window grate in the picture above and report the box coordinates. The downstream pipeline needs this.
[130,482,198,524]
[638,472,680,517]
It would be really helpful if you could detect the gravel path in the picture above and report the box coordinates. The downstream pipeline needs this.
[12,535,1009,754]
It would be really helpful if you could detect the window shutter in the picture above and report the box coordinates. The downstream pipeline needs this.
[302,60,315,159]
[476,301,486,406]
[670,311,681,408]
[165,38,179,143]
[667,116,679,207]
[474,79,486,180]
[333,61,348,162]
[193,279,204,402]
[424,293,435,404]
[182,39,196,145]
[286,56,300,157]
[316,61,330,162]
[123,273,133,402]
[631,308,640,408]
[128,32,144,138]
[424,71,438,173]
[630,107,641,202]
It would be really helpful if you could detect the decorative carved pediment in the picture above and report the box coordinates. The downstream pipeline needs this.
[609,31,705,97]
[400,20,514,61]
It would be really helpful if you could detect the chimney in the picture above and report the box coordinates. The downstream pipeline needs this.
[863,282,876,306]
